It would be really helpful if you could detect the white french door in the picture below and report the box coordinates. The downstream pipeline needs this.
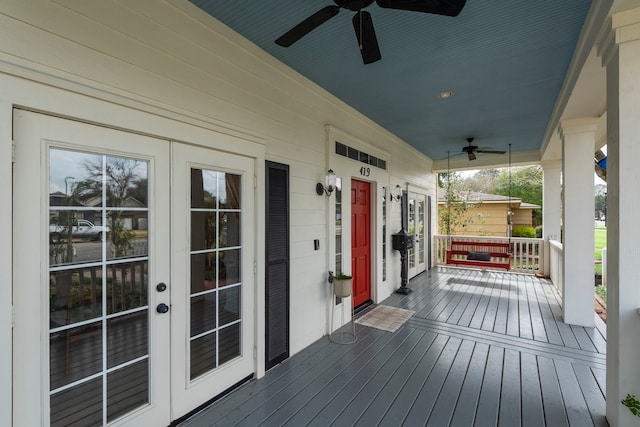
[12,110,255,426]
[408,192,427,278]
[170,142,255,418]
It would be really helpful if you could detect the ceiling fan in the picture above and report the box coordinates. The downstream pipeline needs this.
[275,0,467,64]
[460,137,506,161]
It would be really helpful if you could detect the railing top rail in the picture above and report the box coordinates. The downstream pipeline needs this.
[434,234,543,243]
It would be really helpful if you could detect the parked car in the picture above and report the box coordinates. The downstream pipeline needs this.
[49,219,109,242]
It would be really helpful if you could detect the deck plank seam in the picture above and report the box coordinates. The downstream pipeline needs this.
[404,319,605,369]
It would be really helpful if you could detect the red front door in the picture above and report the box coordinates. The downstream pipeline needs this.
[351,179,371,308]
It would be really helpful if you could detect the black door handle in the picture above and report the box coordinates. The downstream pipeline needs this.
[156,303,169,314]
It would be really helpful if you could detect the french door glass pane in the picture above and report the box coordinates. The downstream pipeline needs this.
[408,198,416,269]
[190,168,242,380]
[418,200,425,262]
[48,147,150,426]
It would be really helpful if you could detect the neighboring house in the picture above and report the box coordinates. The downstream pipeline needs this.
[437,192,540,237]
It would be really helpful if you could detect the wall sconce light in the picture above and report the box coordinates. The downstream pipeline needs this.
[316,169,337,196]
[389,185,403,201]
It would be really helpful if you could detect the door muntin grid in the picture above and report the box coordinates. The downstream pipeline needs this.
[189,168,243,381]
[48,148,150,426]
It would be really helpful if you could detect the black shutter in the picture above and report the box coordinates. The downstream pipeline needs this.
[265,162,290,370]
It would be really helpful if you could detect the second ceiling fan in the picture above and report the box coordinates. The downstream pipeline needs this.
[275,0,467,64]
[460,137,506,161]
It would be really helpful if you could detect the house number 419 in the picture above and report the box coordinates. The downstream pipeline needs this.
[360,167,371,177]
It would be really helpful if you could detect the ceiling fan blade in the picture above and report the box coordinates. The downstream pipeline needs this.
[275,6,340,47]
[353,11,381,64]
[476,149,506,154]
[467,151,476,161]
[376,0,467,17]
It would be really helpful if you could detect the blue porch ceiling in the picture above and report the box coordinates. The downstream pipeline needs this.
[190,0,592,162]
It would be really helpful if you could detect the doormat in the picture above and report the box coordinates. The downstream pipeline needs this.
[354,305,415,333]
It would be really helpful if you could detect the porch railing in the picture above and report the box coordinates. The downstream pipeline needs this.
[434,234,544,274]
[549,239,563,295]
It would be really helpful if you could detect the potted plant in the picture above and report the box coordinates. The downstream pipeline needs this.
[333,273,353,298]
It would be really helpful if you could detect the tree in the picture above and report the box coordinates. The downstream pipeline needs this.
[462,168,500,193]
[595,184,607,220]
[438,172,482,235]
[83,157,146,257]
[491,166,543,226]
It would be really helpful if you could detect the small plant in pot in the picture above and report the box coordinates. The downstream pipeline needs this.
[333,273,353,298]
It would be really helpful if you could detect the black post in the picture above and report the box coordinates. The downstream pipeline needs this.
[396,190,412,295]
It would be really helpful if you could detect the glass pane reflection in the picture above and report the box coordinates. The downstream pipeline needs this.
[221,173,241,209]
[219,323,240,365]
[219,212,240,248]
[49,149,102,208]
[191,293,217,337]
[191,169,217,209]
[191,333,217,380]
[107,360,149,422]
[220,249,240,287]
[50,323,102,390]
[50,268,102,328]
[107,311,148,368]
[191,211,217,251]
[50,377,102,427]
[107,210,148,260]
[191,253,218,294]
[219,286,240,326]
[49,210,106,266]
[106,156,148,208]
[106,260,148,315]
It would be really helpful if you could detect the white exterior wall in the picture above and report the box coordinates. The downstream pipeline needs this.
[0,1,437,423]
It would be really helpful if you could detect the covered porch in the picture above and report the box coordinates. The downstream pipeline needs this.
[181,267,607,426]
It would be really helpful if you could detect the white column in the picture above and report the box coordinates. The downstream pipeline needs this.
[559,118,596,327]
[599,7,640,427]
[541,160,562,276]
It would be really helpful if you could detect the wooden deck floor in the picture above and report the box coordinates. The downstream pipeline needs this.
[180,267,608,427]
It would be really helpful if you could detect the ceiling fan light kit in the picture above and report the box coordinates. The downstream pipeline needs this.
[275,0,467,64]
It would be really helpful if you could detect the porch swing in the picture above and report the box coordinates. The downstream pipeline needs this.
[444,144,513,270]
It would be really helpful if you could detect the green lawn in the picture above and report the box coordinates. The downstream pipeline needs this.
[595,226,606,276]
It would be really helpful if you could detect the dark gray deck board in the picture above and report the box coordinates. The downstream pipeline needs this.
[517,276,534,341]
[499,348,522,426]
[468,274,498,329]
[233,327,399,426]
[449,342,490,427]
[346,331,437,427]
[425,340,476,427]
[573,364,608,427]
[591,366,606,396]
[276,328,419,426]
[492,273,510,335]
[474,345,504,426]
[538,356,570,427]
[555,359,596,427]
[371,334,450,427]
[521,352,545,427]
[181,268,608,427]
[396,336,463,426]
[525,275,548,342]
[532,277,565,346]
[480,274,502,332]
